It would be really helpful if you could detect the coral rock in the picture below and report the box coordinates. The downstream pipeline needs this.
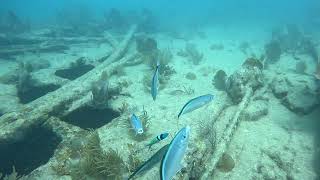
[271,73,320,114]
[242,57,263,70]
[271,76,289,99]
[185,72,197,80]
[226,58,263,103]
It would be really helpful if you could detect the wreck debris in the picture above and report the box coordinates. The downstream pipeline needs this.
[0,25,137,143]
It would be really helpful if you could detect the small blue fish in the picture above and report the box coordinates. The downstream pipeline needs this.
[146,132,169,149]
[178,94,214,118]
[160,126,190,180]
[151,60,160,100]
[130,114,143,135]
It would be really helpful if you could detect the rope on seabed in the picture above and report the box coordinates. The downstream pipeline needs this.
[201,86,253,179]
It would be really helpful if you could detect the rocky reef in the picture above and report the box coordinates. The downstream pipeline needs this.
[271,72,320,114]
[226,58,264,103]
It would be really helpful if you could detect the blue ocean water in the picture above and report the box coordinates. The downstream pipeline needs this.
[0,0,319,179]
[1,0,319,26]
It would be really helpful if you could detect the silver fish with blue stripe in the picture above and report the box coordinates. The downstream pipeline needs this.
[151,61,160,101]
[160,126,190,180]
[129,144,169,179]
[178,94,214,118]
[130,113,144,135]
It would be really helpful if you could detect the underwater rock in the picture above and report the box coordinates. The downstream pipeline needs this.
[216,153,235,172]
[212,70,227,91]
[242,57,264,70]
[271,72,320,114]
[282,89,319,115]
[271,76,289,99]
[185,72,197,80]
[226,58,263,103]
[241,100,268,121]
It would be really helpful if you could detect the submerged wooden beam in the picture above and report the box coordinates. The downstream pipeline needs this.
[0,25,137,143]
[0,44,69,58]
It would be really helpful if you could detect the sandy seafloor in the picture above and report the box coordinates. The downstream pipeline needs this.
[0,24,319,180]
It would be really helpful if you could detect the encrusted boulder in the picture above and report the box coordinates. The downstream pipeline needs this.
[226,58,264,103]
[271,76,289,99]
[271,72,320,114]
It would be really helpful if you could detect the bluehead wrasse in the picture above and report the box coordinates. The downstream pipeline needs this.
[146,132,169,149]
[151,60,160,101]
[128,144,169,180]
[130,113,143,135]
[178,94,214,118]
[160,126,190,180]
